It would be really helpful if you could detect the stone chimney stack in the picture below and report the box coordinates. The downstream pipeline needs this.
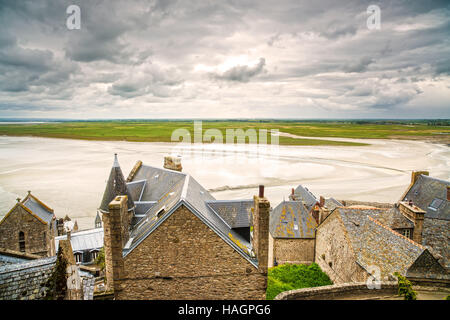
[103,195,127,296]
[56,239,83,300]
[411,171,429,184]
[289,188,296,201]
[398,201,426,244]
[319,196,325,207]
[164,156,182,172]
[252,185,270,275]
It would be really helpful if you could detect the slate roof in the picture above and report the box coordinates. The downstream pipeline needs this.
[127,180,146,202]
[402,175,449,221]
[270,201,317,238]
[366,207,414,230]
[0,255,95,300]
[324,198,343,211]
[21,195,54,225]
[206,200,253,228]
[123,163,258,267]
[99,154,135,212]
[293,185,318,211]
[55,228,104,253]
[0,256,56,300]
[337,208,427,278]
[0,254,30,267]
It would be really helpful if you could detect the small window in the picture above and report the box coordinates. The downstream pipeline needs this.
[43,232,46,247]
[75,253,82,263]
[19,231,25,252]
[428,198,443,211]
[402,229,411,239]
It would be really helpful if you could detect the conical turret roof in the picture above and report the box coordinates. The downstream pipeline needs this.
[99,154,135,212]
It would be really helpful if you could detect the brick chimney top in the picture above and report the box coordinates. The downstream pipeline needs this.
[291,188,295,195]
[319,196,325,207]
[411,170,429,184]
[259,185,264,198]
[164,155,182,172]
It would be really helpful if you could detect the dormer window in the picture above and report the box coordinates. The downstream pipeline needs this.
[428,198,443,211]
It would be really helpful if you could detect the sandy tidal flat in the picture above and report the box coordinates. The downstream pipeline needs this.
[0,136,448,230]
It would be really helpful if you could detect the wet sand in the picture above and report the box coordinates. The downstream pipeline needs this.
[0,135,448,230]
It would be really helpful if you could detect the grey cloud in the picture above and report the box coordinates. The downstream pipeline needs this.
[343,57,375,73]
[213,58,266,82]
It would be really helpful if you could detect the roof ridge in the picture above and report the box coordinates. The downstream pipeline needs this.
[344,206,388,210]
[0,256,56,274]
[367,216,425,250]
[27,193,54,213]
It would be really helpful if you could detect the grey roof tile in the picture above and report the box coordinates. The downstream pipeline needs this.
[270,201,317,238]
[403,175,449,221]
[55,228,103,253]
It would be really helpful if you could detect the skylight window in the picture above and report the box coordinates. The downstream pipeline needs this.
[428,198,443,211]
[157,205,166,218]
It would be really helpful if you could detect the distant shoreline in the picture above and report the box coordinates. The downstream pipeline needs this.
[0,120,448,146]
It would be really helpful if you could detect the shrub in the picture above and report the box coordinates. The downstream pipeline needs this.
[394,272,417,300]
[266,263,333,300]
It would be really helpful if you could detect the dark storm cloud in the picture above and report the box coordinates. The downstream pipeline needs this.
[0,0,449,118]
[213,58,266,82]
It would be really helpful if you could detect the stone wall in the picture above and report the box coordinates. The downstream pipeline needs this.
[271,238,315,266]
[118,205,267,300]
[0,205,53,257]
[274,282,398,300]
[315,213,368,284]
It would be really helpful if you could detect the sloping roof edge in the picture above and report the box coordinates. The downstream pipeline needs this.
[123,199,258,268]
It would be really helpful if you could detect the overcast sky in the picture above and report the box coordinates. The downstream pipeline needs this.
[0,0,449,119]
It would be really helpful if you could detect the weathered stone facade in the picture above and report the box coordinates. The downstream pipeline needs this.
[117,205,266,300]
[270,236,315,266]
[0,204,55,257]
[315,213,368,284]
[274,282,398,300]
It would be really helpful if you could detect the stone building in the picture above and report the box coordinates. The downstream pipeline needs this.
[99,155,269,300]
[289,185,332,224]
[269,201,317,267]
[55,228,104,265]
[0,192,56,257]
[0,240,94,300]
[400,171,449,270]
[315,207,448,285]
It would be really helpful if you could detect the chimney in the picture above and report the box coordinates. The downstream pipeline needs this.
[103,195,127,296]
[447,186,450,201]
[252,185,270,275]
[55,239,83,300]
[164,156,182,172]
[311,204,320,225]
[398,201,426,244]
[289,188,296,201]
[319,196,325,207]
[411,171,429,184]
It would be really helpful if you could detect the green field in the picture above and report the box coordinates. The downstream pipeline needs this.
[0,120,448,146]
